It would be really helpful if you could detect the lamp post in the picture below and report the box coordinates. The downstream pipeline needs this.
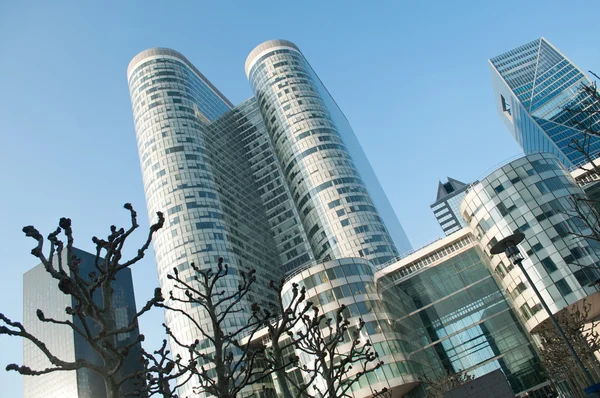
[490,232,599,393]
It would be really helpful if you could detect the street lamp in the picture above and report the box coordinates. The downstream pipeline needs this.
[490,232,599,394]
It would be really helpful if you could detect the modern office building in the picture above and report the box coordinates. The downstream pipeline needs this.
[281,258,427,397]
[570,159,600,214]
[376,229,550,397]
[431,177,472,235]
[23,248,144,398]
[252,229,551,396]
[460,153,600,332]
[489,37,600,168]
[127,40,412,396]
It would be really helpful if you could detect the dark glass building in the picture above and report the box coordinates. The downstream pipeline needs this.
[23,248,144,398]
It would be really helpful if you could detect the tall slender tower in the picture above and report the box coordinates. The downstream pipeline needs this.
[128,48,282,397]
[246,40,408,265]
[430,177,471,235]
[128,41,413,395]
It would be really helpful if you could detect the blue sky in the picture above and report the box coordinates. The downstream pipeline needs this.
[1,0,600,395]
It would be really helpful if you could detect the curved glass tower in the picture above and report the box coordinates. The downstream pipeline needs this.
[128,48,281,397]
[128,41,413,396]
[246,40,407,266]
[282,258,424,396]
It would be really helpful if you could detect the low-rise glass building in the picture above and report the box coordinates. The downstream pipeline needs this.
[377,230,549,396]
[270,233,551,397]
[281,258,426,397]
[460,153,600,332]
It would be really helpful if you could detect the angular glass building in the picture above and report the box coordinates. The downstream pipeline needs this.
[23,248,144,398]
[127,41,412,396]
[490,37,600,168]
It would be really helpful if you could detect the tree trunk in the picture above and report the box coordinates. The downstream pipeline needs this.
[274,367,293,397]
[270,341,293,397]
[105,376,122,398]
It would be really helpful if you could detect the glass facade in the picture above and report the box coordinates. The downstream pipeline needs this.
[246,40,404,266]
[377,231,548,396]
[207,98,315,273]
[281,257,424,397]
[23,248,144,398]
[128,48,282,397]
[489,38,600,168]
[460,153,600,332]
[127,42,413,396]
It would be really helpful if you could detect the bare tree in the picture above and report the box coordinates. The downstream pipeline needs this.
[160,257,283,398]
[0,204,165,398]
[563,72,600,254]
[536,300,600,398]
[255,281,311,397]
[293,304,385,398]
[157,267,391,398]
[419,369,475,398]
[128,338,198,398]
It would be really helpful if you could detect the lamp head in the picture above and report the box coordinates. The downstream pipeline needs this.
[490,232,526,263]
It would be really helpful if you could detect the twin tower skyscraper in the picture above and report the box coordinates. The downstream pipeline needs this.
[127,40,412,394]
[128,41,411,281]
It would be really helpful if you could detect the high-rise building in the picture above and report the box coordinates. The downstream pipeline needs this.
[430,177,472,235]
[127,40,412,396]
[23,248,144,398]
[489,37,600,168]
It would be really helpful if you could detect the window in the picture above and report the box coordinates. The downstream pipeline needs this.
[574,269,596,287]
[443,182,455,194]
[545,176,569,191]
[540,257,558,273]
[555,279,573,296]
[526,243,543,256]
[354,225,369,234]
[536,181,549,194]
[520,303,533,320]
[519,221,531,232]
[510,282,528,299]
[497,202,509,216]
[501,94,512,116]
[328,199,341,209]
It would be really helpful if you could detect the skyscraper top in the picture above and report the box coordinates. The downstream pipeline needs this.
[127,47,234,108]
[489,37,600,167]
[489,37,582,113]
[245,39,300,77]
[434,177,468,202]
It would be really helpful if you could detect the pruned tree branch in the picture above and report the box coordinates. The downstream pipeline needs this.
[1,204,165,398]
